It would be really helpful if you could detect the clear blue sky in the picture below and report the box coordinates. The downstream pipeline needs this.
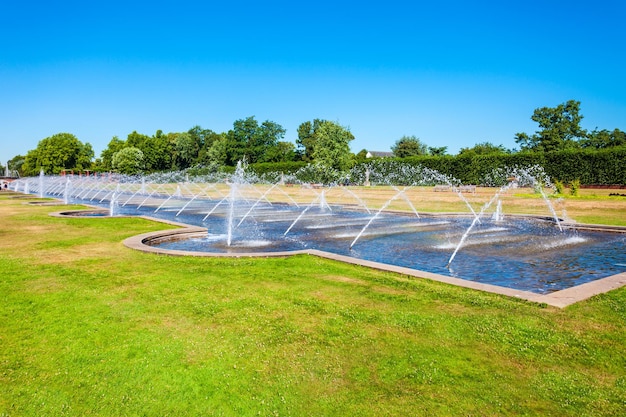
[1,0,625,163]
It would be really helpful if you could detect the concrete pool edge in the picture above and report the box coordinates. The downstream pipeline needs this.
[47,206,626,309]
[121,223,626,309]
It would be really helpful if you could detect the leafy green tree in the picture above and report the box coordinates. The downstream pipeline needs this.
[196,129,224,165]
[22,133,94,175]
[264,141,297,162]
[100,136,126,171]
[296,119,325,162]
[458,142,509,156]
[7,155,25,177]
[311,121,355,171]
[111,147,144,175]
[391,135,428,157]
[428,146,448,156]
[187,125,209,149]
[205,137,228,166]
[515,100,587,152]
[173,132,198,170]
[225,116,286,165]
[126,131,151,148]
[141,132,173,172]
[353,149,369,164]
[581,128,626,149]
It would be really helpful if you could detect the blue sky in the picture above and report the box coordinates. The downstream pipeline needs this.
[1,0,625,164]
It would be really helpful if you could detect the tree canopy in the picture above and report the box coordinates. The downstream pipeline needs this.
[111,147,145,175]
[311,121,355,171]
[296,119,325,162]
[225,116,286,165]
[391,136,428,157]
[514,100,587,152]
[11,101,625,180]
[22,133,94,176]
[458,142,509,156]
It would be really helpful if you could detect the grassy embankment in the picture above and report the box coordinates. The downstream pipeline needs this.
[0,191,625,416]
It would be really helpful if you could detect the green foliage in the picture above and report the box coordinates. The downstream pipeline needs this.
[581,128,626,149]
[428,146,448,156]
[553,179,565,195]
[22,132,94,176]
[111,146,145,175]
[249,161,307,176]
[264,141,297,162]
[570,179,581,196]
[173,132,197,170]
[100,136,126,171]
[7,154,25,176]
[391,135,428,157]
[515,100,587,152]
[351,147,625,186]
[225,116,286,165]
[141,133,174,172]
[296,119,325,162]
[311,120,354,171]
[458,141,510,156]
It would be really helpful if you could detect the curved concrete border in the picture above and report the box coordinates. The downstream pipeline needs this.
[53,208,626,309]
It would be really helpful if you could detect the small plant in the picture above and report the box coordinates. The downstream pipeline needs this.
[553,179,564,195]
[570,179,581,196]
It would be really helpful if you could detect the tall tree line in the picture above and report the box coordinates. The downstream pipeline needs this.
[13,101,626,177]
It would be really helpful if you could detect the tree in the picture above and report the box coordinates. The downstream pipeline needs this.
[311,121,355,171]
[141,133,173,172]
[196,129,223,165]
[111,147,144,175]
[22,133,94,175]
[458,142,509,156]
[353,149,369,164]
[225,116,286,165]
[100,136,126,171]
[428,146,448,156]
[7,155,25,177]
[205,137,228,166]
[264,141,297,162]
[391,136,428,157]
[515,100,587,152]
[581,128,626,149]
[173,132,197,170]
[296,119,325,162]
[126,131,151,148]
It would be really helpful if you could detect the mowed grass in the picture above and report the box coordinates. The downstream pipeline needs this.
[0,194,625,416]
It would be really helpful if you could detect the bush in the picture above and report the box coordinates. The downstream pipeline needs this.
[553,179,565,195]
[570,179,581,196]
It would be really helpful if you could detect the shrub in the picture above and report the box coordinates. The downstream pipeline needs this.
[553,179,565,195]
[570,179,581,196]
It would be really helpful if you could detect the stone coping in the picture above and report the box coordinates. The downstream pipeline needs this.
[50,207,626,309]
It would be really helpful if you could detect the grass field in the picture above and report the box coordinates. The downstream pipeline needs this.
[1,190,625,416]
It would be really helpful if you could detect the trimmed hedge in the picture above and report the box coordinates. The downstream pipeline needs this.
[366,148,625,185]
[241,148,625,186]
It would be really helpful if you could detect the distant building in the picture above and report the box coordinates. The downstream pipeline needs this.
[366,151,394,158]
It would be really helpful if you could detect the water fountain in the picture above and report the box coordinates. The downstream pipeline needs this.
[12,163,626,296]
[38,169,44,198]
[63,178,72,205]
[492,200,503,222]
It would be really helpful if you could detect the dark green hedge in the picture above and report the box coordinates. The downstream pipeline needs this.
[248,161,307,175]
[363,147,626,185]
[238,148,625,185]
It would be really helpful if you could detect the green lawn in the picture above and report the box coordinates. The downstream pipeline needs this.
[0,195,625,416]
